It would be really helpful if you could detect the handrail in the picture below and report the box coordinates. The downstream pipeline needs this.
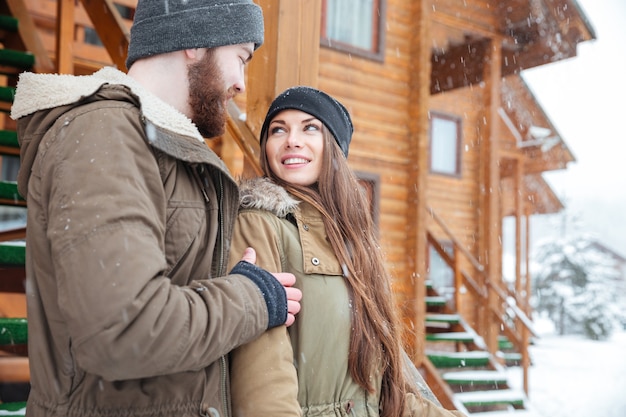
[426,205,536,341]
[79,0,130,71]
[428,207,484,273]
[226,100,262,176]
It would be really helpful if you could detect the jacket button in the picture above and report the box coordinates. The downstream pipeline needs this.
[311,257,320,266]
[303,224,309,231]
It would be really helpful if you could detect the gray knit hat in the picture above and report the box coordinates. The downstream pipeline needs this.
[260,86,354,158]
[126,0,264,69]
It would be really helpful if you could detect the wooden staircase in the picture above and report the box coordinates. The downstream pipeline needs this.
[0,3,31,415]
[424,281,535,416]
[422,206,541,415]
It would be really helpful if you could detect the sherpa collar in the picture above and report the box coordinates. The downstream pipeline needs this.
[10,67,204,142]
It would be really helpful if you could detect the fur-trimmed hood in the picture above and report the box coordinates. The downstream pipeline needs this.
[238,177,300,218]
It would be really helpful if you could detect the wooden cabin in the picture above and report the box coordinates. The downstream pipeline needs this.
[0,0,595,415]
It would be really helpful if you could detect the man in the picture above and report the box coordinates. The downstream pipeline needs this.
[10,1,301,416]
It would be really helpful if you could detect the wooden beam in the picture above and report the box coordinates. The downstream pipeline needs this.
[79,0,130,72]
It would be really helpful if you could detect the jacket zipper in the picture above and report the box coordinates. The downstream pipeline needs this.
[195,166,230,417]
[216,175,230,417]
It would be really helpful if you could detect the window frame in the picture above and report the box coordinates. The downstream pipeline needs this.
[429,111,462,178]
[356,171,380,232]
[320,0,387,62]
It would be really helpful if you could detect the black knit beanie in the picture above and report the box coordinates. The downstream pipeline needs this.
[260,86,354,158]
[126,0,264,69]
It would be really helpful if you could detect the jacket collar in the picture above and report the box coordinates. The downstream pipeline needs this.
[11,67,204,142]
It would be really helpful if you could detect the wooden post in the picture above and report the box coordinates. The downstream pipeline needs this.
[56,0,75,74]
[404,0,431,365]
[247,0,321,136]
[478,37,502,355]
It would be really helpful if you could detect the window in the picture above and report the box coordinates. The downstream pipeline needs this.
[429,112,461,176]
[321,0,386,61]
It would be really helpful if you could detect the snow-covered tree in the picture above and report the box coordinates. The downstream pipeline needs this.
[531,234,625,340]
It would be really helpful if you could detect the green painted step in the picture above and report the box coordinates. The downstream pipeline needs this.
[0,180,25,203]
[443,370,507,386]
[426,332,475,343]
[0,241,26,265]
[455,389,525,407]
[425,296,446,307]
[0,15,19,32]
[0,85,16,103]
[0,401,26,416]
[0,49,35,70]
[426,350,490,368]
[0,317,27,345]
[425,313,460,324]
[0,129,19,148]
[499,351,522,364]
[498,335,514,350]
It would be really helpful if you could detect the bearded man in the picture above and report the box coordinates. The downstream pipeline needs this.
[10,1,301,416]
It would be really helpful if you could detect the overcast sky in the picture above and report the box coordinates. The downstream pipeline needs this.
[521,0,626,256]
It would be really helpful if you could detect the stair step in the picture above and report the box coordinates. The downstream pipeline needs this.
[0,401,26,416]
[425,296,447,307]
[0,129,19,148]
[0,317,28,346]
[426,332,475,343]
[498,351,522,364]
[0,15,19,32]
[498,336,514,350]
[0,181,25,206]
[0,49,35,74]
[471,411,540,417]
[427,350,490,368]
[0,85,16,113]
[425,313,460,324]
[455,389,525,407]
[443,370,508,386]
[0,241,26,266]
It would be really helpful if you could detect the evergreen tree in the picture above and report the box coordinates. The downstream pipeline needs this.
[531,234,624,340]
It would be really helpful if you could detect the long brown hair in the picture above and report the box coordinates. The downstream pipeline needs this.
[261,126,407,417]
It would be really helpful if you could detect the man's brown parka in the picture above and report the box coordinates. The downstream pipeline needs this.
[11,67,286,417]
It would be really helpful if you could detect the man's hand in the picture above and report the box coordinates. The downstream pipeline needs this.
[240,248,302,327]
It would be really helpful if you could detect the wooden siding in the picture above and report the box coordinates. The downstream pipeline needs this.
[317,0,418,332]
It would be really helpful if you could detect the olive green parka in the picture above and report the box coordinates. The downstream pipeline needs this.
[228,177,465,417]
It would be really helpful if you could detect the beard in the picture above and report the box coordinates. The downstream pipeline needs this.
[187,50,229,138]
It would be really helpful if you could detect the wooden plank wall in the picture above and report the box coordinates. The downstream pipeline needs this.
[317,0,418,330]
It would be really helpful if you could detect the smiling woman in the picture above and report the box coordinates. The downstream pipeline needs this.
[227,86,466,417]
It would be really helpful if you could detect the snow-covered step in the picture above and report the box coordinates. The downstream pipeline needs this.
[443,370,508,386]
[427,331,475,343]
[0,401,26,416]
[470,410,540,417]
[426,313,461,324]
[426,296,447,307]
[426,350,491,368]
[455,388,525,407]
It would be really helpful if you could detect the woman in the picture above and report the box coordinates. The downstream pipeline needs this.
[228,86,465,417]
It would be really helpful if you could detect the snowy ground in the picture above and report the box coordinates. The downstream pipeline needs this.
[506,327,626,417]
